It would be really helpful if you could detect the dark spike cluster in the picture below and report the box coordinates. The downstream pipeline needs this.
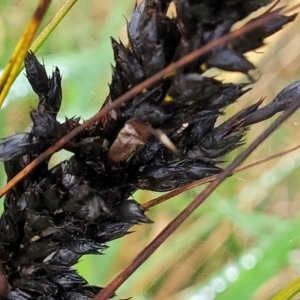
[0,1,298,299]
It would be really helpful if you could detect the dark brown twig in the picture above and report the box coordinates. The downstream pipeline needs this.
[0,4,297,199]
[94,95,300,300]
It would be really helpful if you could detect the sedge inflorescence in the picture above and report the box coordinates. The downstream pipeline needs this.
[0,0,298,299]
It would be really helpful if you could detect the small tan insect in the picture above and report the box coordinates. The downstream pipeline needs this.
[108,119,150,163]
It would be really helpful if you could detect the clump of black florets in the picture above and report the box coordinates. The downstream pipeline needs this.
[0,0,298,299]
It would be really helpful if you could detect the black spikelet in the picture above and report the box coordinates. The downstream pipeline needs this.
[0,1,298,299]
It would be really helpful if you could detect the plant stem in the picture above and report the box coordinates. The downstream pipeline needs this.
[0,0,51,107]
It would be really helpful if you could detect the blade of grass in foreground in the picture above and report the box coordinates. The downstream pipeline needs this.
[0,0,77,108]
[272,277,300,300]
[0,0,51,107]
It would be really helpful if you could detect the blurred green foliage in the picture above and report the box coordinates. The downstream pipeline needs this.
[1,1,300,299]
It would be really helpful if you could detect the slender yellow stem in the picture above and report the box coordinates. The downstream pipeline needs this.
[0,0,77,108]
[272,277,300,300]
[30,0,77,53]
[0,0,51,107]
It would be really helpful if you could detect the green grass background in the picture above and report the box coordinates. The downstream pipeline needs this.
[1,1,300,299]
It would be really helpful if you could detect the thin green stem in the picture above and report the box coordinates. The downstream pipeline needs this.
[30,0,77,53]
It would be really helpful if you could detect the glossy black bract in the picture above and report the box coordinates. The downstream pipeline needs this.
[0,1,298,299]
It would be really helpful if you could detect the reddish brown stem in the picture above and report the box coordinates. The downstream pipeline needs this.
[94,95,300,300]
[0,4,296,199]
